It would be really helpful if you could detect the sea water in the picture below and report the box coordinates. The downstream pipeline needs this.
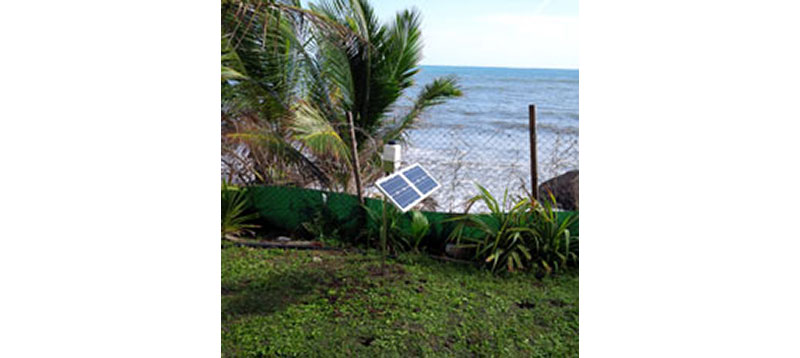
[388,65,579,211]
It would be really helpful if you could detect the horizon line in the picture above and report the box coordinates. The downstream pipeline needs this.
[420,63,578,71]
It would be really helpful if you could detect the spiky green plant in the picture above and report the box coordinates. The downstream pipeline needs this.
[447,184,535,273]
[447,185,580,274]
[529,193,579,274]
[221,181,260,240]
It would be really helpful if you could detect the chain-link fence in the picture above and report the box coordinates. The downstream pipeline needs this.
[397,105,578,213]
[223,105,578,215]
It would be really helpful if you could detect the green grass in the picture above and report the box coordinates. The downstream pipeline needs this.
[222,246,578,357]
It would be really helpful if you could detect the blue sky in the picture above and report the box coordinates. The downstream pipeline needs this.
[370,0,578,69]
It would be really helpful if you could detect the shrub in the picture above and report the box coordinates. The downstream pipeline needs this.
[221,181,259,240]
[447,184,535,273]
[300,202,342,243]
[530,192,579,274]
[363,203,431,254]
[447,184,579,274]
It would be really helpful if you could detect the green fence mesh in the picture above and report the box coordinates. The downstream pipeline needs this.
[244,185,577,249]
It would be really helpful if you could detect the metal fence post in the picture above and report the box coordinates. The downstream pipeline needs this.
[529,104,538,201]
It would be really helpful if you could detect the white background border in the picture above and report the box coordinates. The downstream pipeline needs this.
[2,0,800,356]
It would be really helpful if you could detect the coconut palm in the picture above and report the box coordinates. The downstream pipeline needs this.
[221,0,461,191]
[309,0,462,144]
[222,0,345,186]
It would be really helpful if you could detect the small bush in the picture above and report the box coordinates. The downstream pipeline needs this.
[529,192,579,274]
[447,184,535,273]
[363,203,431,254]
[447,183,578,274]
[300,204,341,242]
[221,181,259,239]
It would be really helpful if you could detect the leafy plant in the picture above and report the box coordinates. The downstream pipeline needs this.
[529,192,579,274]
[408,210,430,253]
[221,181,260,240]
[300,203,341,242]
[447,184,534,273]
[363,202,408,254]
[447,184,580,274]
[362,202,432,254]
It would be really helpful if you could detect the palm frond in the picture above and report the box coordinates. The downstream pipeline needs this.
[384,9,423,89]
[291,102,351,161]
[383,75,462,142]
[226,130,332,187]
[222,36,249,81]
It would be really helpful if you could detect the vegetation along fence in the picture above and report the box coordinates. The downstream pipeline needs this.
[245,185,577,249]
[223,104,578,214]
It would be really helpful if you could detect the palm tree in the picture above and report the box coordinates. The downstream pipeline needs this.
[222,0,344,186]
[221,0,461,192]
[308,0,462,144]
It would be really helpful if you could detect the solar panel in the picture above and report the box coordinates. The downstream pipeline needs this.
[377,176,420,209]
[401,165,439,195]
[375,163,440,212]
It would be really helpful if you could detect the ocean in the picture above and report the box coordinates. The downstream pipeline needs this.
[389,65,579,212]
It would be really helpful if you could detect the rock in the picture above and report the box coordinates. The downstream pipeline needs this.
[276,236,292,242]
[538,170,579,211]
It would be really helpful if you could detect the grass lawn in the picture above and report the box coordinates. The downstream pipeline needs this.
[222,246,578,357]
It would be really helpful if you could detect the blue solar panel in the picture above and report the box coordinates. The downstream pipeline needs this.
[402,166,438,195]
[376,163,439,212]
[377,176,420,210]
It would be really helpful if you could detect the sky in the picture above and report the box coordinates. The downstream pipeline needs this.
[370,0,578,69]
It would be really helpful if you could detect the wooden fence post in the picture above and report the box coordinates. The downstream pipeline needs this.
[347,112,364,205]
[529,104,538,201]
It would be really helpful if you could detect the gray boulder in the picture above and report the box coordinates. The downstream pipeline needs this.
[538,170,579,211]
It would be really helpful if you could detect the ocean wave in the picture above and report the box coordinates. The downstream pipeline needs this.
[538,110,579,121]
[537,123,579,135]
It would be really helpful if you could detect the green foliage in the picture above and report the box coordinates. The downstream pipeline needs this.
[448,184,579,274]
[363,202,407,254]
[383,75,463,142]
[221,181,260,239]
[222,247,578,357]
[529,193,579,274]
[363,203,431,254]
[408,210,430,253]
[300,201,342,242]
[447,184,534,273]
[311,0,463,142]
[221,36,247,81]
[290,101,351,161]
[222,0,463,188]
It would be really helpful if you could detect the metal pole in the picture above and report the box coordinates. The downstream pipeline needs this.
[529,104,538,201]
[381,197,387,273]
